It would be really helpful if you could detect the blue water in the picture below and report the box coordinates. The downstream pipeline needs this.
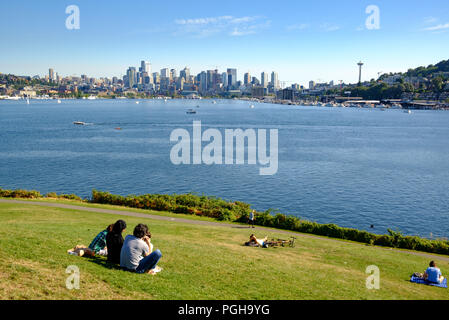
[1,99,449,238]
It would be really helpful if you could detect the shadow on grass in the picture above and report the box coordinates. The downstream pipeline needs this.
[84,256,123,271]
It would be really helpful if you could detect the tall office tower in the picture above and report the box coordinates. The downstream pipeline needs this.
[140,60,151,74]
[126,67,137,88]
[227,68,237,88]
[212,70,221,89]
[180,67,190,82]
[152,72,160,85]
[161,68,170,79]
[207,70,216,90]
[309,80,316,89]
[112,77,118,84]
[49,68,55,82]
[244,72,251,86]
[271,71,280,90]
[222,72,228,88]
[261,72,269,88]
[200,71,208,93]
[170,69,177,81]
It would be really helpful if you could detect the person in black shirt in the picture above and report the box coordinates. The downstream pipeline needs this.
[106,220,127,264]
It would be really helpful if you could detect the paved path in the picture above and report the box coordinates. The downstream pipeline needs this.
[1,199,448,262]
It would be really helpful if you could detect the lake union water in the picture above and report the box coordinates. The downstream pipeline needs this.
[1,99,449,238]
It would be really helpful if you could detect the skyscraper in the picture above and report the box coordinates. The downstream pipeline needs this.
[180,67,190,82]
[126,67,137,88]
[161,68,170,79]
[261,72,269,88]
[221,72,228,88]
[227,68,237,88]
[49,68,55,82]
[199,71,208,93]
[140,60,151,74]
[271,72,280,90]
[244,72,251,86]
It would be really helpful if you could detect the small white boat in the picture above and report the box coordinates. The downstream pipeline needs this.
[404,110,412,114]
[250,104,255,109]
[26,98,30,105]
[212,100,217,104]
[73,121,86,125]
[136,101,140,104]
[57,99,61,104]
[186,109,197,114]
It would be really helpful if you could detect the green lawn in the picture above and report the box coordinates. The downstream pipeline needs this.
[0,201,448,300]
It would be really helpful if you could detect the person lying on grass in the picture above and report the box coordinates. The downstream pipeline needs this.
[424,261,445,284]
[106,220,127,265]
[88,224,114,256]
[120,223,162,275]
[247,234,268,248]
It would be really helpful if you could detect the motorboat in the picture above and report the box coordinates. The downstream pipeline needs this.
[186,109,197,114]
[73,121,86,125]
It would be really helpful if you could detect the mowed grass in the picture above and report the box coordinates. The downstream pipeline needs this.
[0,201,448,300]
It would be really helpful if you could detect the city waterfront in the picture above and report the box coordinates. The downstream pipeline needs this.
[1,99,449,238]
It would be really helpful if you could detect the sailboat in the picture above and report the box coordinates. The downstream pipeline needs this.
[26,98,30,105]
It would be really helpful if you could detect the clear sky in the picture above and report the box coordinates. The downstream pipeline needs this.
[1,0,448,86]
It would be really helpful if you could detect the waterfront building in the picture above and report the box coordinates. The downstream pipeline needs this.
[309,80,316,89]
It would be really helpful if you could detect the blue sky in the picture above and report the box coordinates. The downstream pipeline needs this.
[1,0,448,85]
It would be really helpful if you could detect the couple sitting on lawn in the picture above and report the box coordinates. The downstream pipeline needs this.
[69,220,163,275]
[106,220,163,275]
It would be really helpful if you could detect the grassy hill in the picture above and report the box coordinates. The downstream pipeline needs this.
[0,200,448,300]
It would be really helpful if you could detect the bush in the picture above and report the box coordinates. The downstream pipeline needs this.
[3,187,449,256]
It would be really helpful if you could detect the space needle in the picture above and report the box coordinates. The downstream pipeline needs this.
[357,61,364,84]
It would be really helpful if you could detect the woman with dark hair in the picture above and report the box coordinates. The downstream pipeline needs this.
[106,220,127,264]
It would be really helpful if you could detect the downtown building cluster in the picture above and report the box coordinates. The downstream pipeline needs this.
[121,60,286,98]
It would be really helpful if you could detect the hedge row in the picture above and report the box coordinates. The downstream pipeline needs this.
[1,187,449,256]
[91,190,250,222]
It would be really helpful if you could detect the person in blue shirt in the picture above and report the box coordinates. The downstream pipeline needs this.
[248,210,255,228]
[424,261,445,284]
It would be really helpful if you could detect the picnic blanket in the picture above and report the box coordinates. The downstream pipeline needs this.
[410,276,448,289]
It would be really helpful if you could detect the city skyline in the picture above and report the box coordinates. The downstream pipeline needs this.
[1,0,449,84]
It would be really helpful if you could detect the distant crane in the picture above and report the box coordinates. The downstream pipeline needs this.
[339,80,343,90]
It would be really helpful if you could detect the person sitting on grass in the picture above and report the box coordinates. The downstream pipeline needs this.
[120,224,162,275]
[248,234,268,248]
[424,261,445,284]
[106,220,127,264]
[88,224,114,256]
